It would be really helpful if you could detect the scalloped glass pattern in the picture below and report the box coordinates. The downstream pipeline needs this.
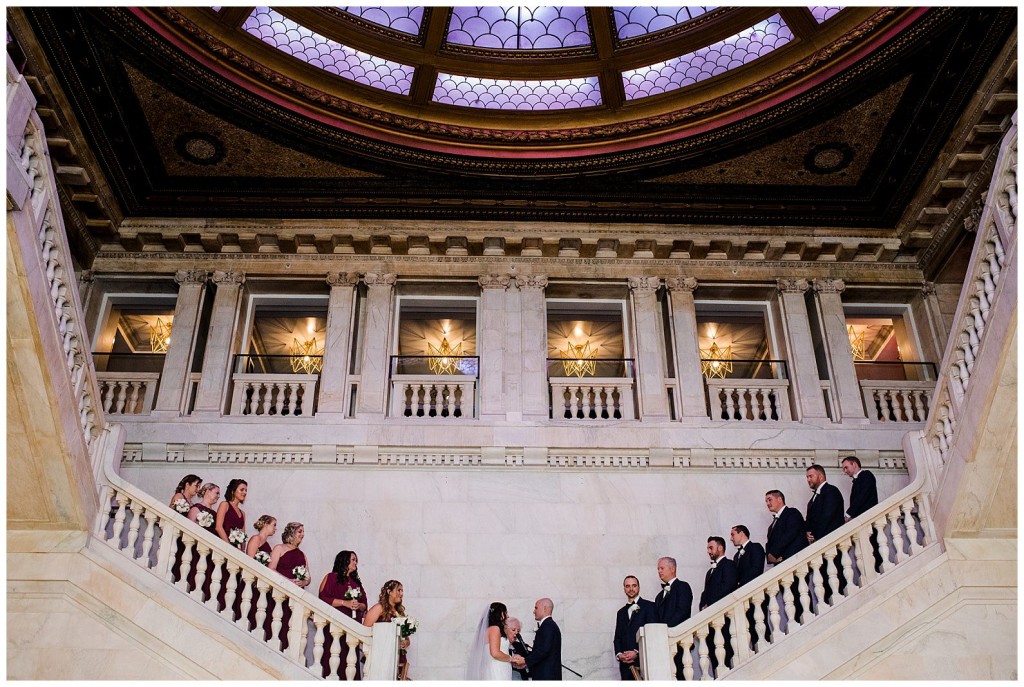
[433,73,602,110]
[242,7,414,94]
[446,6,591,49]
[612,6,716,40]
[337,6,424,35]
[808,6,844,23]
[621,14,794,101]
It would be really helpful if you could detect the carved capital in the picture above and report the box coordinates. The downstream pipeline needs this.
[514,274,548,290]
[363,272,397,287]
[78,269,95,283]
[326,272,359,288]
[211,270,244,285]
[776,278,809,294]
[962,196,984,233]
[175,269,207,285]
[664,276,698,292]
[920,281,938,297]
[478,273,512,290]
[627,276,663,292]
[812,278,845,294]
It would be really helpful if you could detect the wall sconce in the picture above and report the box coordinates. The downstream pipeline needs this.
[848,325,866,360]
[290,337,323,374]
[700,338,733,379]
[150,318,172,353]
[561,339,597,377]
[428,336,462,375]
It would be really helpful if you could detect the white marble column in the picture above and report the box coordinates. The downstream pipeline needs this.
[355,272,397,417]
[515,275,549,421]
[628,276,669,421]
[154,269,207,414]
[316,272,360,416]
[812,278,867,421]
[192,271,245,416]
[665,277,707,419]
[775,278,829,421]
[910,281,947,367]
[477,274,512,420]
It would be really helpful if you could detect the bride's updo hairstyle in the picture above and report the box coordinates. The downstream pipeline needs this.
[487,602,508,628]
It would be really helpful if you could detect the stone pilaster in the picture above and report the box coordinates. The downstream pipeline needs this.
[514,275,549,420]
[911,281,947,367]
[477,274,512,420]
[317,272,360,416]
[812,278,867,421]
[775,278,829,421]
[192,271,244,415]
[628,276,669,421]
[665,277,707,419]
[355,272,397,417]
[153,270,208,414]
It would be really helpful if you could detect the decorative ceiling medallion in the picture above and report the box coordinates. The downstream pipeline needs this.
[804,142,854,174]
[174,132,225,166]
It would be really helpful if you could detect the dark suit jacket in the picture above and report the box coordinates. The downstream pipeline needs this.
[509,633,530,680]
[699,558,738,610]
[766,507,807,561]
[733,542,766,588]
[805,482,845,541]
[847,470,879,519]
[613,598,656,679]
[526,617,562,680]
[654,579,692,628]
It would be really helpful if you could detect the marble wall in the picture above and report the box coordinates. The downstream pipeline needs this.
[120,463,910,679]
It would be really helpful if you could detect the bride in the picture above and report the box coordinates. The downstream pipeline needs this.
[466,602,516,680]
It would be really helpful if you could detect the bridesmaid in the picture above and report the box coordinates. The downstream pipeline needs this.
[269,522,310,650]
[169,474,201,513]
[216,478,247,546]
[364,580,410,679]
[318,550,368,678]
[184,483,220,596]
[243,514,276,629]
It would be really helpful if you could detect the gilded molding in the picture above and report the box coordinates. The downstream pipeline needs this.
[812,278,846,294]
[514,274,548,290]
[478,273,512,290]
[776,277,809,293]
[211,270,244,285]
[174,269,207,285]
[326,272,359,287]
[665,276,698,292]
[627,276,663,292]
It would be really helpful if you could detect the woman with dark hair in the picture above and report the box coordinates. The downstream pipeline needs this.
[466,601,515,680]
[170,474,201,514]
[364,580,411,678]
[215,478,247,547]
[318,550,368,678]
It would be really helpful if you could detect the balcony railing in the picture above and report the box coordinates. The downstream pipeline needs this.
[703,359,791,422]
[92,354,166,416]
[389,355,479,419]
[547,358,636,420]
[230,355,319,417]
[854,361,938,382]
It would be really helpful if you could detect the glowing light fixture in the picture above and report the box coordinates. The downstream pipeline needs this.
[428,336,462,375]
[561,339,598,377]
[150,318,172,353]
[290,337,323,374]
[848,325,866,360]
[700,339,733,379]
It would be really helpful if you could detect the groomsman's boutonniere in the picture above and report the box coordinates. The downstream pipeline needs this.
[629,602,640,617]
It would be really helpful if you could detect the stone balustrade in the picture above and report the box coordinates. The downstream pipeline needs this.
[229,374,318,417]
[860,381,932,423]
[94,425,399,680]
[389,375,476,418]
[97,372,160,415]
[706,379,792,422]
[549,378,635,420]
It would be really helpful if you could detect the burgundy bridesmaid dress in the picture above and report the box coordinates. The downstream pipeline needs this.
[219,505,245,613]
[319,574,367,679]
[272,547,308,651]
[186,504,219,597]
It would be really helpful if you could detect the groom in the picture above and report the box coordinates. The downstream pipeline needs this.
[524,598,562,680]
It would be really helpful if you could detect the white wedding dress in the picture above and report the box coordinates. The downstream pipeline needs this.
[484,637,513,680]
[466,611,513,680]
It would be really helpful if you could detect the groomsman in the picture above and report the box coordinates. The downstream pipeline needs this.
[804,465,845,544]
[613,575,656,680]
[765,489,807,624]
[700,537,738,675]
[842,456,878,520]
[525,598,562,680]
[655,557,692,680]
[730,525,766,588]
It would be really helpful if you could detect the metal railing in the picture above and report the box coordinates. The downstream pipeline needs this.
[854,360,938,382]
[233,354,323,375]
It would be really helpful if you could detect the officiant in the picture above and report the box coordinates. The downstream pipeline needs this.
[505,617,530,680]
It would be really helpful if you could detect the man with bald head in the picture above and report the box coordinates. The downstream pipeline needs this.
[525,597,562,680]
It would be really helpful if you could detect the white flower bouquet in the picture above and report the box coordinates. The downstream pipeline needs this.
[228,528,247,550]
[172,498,190,514]
[394,616,418,638]
[344,587,361,618]
[196,511,214,528]
[254,550,271,566]
[292,565,309,582]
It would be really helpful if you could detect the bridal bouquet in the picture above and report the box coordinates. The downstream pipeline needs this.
[172,498,190,515]
[292,565,309,582]
[254,550,271,566]
[196,511,214,528]
[228,528,247,550]
[344,587,361,618]
[394,616,418,638]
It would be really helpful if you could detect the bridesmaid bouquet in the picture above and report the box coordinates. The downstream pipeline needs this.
[394,616,418,638]
[172,498,190,514]
[228,528,247,550]
[344,588,361,618]
[254,550,271,566]
[196,511,214,528]
[292,565,309,582]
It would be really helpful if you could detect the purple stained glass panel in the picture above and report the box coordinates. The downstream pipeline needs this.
[337,6,424,35]
[621,14,794,101]
[433,73,602,110]
[242,7,413,95]
[808,6,844,23]
[612,6,716,40]
[446,6,591,50]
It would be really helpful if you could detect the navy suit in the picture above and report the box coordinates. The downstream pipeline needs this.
[805,482,845,541]
[847,470,879,519]
[613,598,656,680]
[699,558,738,610]
[766,507,807,562]
[526,617,562,681]
[733,542,766,588]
